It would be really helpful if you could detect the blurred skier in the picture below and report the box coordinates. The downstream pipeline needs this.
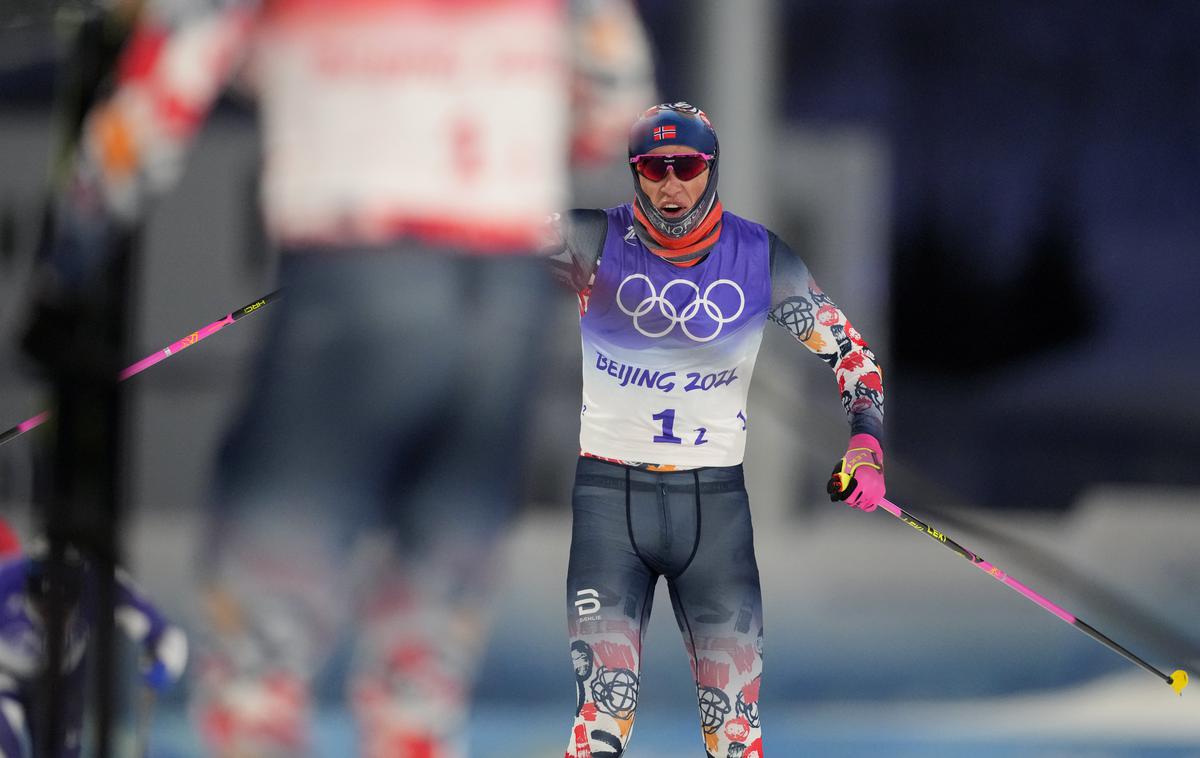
[0,544,187,758]
[545,102,886,757]
[28,0,654,755]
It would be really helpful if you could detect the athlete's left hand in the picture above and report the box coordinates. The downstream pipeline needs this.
[826,433,885,511]
[20,174,127,377]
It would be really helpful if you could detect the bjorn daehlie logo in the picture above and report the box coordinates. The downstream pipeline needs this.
[575,589,601,617]
[615,273,745,343]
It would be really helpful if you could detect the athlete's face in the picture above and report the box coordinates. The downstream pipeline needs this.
[637,144,710,219]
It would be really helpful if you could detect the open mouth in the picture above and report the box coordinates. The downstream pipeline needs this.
[658,203,687,218]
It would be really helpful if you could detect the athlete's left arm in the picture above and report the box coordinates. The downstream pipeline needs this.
[766,231,887,508]
[766,231,885,438]
[68,0,261,225]
[567,0,657,166]
[114,568,188,692]
[24,0,260,325]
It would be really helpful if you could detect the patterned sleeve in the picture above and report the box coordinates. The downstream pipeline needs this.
[542,208,609,306]
[766,231,885,439]
[567,0,657,165]
[73,0,260,221]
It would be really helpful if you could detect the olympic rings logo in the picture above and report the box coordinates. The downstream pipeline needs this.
[615,274,745,343]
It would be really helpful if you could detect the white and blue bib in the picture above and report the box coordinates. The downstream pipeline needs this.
[579,204,772,467]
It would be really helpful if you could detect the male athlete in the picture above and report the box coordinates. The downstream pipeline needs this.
[27,1,655,755]
[546,102,886,757]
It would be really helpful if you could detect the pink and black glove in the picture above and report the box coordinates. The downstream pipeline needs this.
[826,433,885,511]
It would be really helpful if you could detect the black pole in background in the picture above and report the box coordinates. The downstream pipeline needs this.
[28,3,142,756]
[37,244,132,758]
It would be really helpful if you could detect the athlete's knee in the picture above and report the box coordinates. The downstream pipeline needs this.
[192,665,311,758]
[566,630,643,756]
[567,719,633,758]
[348,638,474,758]
[351,672,469,758]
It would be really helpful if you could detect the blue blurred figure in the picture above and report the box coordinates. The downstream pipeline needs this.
[0,544,187,758]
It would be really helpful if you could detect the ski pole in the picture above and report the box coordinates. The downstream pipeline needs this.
[868,493,1189,696]
[0,289,282,447]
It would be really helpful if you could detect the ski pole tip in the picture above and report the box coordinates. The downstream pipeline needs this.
[1169,669,1189,696]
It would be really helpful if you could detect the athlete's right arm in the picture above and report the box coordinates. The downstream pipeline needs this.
[542,209,609,295]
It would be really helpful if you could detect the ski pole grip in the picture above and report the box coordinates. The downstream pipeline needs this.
[827,464,855,502]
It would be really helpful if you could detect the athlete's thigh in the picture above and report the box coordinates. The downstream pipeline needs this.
[202,252,474,675]
[567,462,659,633]
[215,251,468,503]
[566,464,657,752]
[384,256,550,546]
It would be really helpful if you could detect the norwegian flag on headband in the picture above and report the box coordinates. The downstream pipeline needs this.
[652,125,676,141]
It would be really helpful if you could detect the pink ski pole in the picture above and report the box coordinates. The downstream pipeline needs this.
[873,492,1189,696]
[1,290,282,447]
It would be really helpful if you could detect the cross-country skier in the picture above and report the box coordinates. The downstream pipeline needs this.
[25,1,655,755]
[545,102,887,758]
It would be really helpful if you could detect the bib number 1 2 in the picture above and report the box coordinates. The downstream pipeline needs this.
[652,409,708,446]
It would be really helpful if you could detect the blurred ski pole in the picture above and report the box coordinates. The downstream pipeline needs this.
[1,289,282,447]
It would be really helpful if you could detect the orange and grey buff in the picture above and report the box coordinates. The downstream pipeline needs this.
[631,198,724,267]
